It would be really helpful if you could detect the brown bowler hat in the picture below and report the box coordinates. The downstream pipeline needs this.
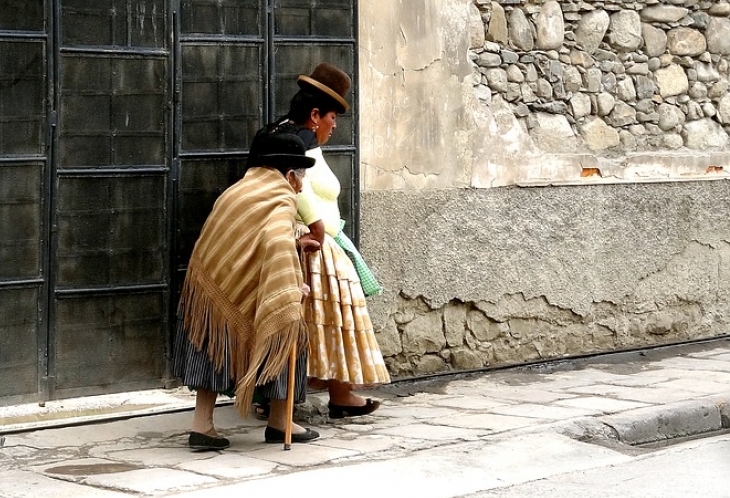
[297,63,351,113]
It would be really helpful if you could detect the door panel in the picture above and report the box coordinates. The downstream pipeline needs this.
[58,55,167,168]
[54,292,165,391]
[0,163,43,280]
[0,41,46,155]
[55,175,166,287]
[0,1,45,31]
[180,0,260,36]
[275,0,353,37]
[0,288,39,398]
[181,43,262,151]
[60,0,167,48]
[50,0,172,399]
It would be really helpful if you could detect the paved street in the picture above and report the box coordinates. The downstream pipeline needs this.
[1,340,728,497]
[469,432,730,497]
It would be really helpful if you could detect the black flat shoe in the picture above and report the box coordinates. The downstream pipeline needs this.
[328,398,381,419]
[188,431,230,451]
[264,426,320,444]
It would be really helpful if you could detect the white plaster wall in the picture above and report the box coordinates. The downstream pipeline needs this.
[359,0,486,190]
[358,0,559,190]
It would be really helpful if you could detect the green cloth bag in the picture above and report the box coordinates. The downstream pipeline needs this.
[333,221,383,297]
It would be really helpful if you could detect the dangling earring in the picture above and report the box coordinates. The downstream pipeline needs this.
[311,125,319,132]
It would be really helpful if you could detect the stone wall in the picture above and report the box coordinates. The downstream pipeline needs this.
[357,1,730,379]
[359,0,730,191]
[471,0,730,161]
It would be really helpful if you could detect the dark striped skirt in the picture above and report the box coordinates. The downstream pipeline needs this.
[172,318,307,404]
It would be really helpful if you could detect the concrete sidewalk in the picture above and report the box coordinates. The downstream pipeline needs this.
[1,340,728,498]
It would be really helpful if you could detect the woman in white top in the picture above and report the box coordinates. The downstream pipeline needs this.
[256,63,390,419]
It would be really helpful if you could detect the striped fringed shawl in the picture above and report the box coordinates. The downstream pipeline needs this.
[178,166,306,416]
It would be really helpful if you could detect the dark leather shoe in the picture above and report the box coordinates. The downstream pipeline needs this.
[328,398,381,419]
[188,431,230,451]
[264,426,320,444]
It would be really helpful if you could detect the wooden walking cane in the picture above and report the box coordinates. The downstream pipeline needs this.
[284,342,297,450]
[284,245,311,450]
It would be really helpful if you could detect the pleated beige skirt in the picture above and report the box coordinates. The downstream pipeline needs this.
[301,233,391,386]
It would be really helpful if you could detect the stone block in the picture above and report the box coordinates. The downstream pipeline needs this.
[450,347,486,369]
[600,400,723,445]
[413,354,447,375]
[444,302,467,347]
[402,312,445,354]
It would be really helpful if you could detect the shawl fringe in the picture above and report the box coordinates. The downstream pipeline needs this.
[179,256,249,374]
[180,256,308,417]
[233,318,308,415]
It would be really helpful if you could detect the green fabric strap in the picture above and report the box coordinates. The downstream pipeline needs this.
[333,221,382,297]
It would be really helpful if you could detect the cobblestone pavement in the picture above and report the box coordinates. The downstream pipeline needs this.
[1,339,728,497]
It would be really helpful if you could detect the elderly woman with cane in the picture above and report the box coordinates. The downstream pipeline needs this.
[172,130,320,450]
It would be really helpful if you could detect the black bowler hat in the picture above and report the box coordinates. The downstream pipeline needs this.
[247,131,316,171]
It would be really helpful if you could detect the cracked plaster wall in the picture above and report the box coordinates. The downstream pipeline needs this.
[359,0,532,190]
[360,182,730,376]
[359,0,476,190]
[358,1,730,377]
